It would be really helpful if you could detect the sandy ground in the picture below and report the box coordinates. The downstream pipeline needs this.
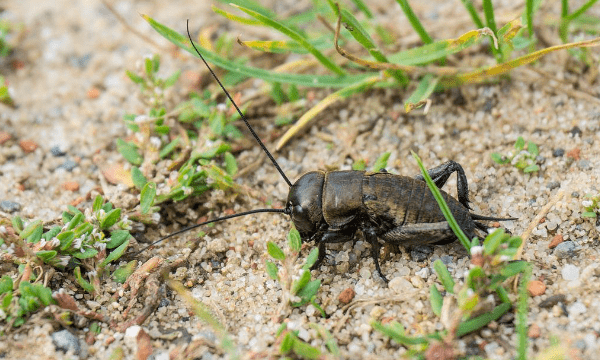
[1,0,600,359]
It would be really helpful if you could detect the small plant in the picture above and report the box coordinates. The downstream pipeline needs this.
[491,136,540,173]
[0,274,55,328]
[352,152,390,171]
[0,75,14,108]
[265,228,325,317]
[275,321,339,359]
[4,195,133,295]
[582,193,600,218]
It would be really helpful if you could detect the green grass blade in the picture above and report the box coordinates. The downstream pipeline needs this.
[214,0,275,18]
[456,302,511,337]
[460,0,484,28]
[276,75,380,150]
[525,0,534,37]
[404,74,439,112]
[212,6,263,26]
[387,28,495,66]
[433,259,456,293]
[232,4,345,75]
[371,321,430,346]
[443,36,600,86]
[238,35,332,54]
[412,151,471,249]
[517,263,532,360]
[395,0,433,44]
[349,0,373,18]
[565,0,599,21]
[143,15,375,88]
[482,0,502,60]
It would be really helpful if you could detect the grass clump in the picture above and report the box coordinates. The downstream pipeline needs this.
[143,1,599,149]
[491,136,541,173]
[0,195,134,327]
[266,228,326,318]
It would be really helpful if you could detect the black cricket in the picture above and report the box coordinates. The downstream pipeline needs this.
[136,21,515,282]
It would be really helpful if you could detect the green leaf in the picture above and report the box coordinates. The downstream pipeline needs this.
[11,216,24,232]
[287,228,301,252]
[0,276,13,294]
[159,137,180,159]
[224,152,238,176]
[267,241,285,261]
[280,332,295,354]
[116,139,143,165]
[293,279,320,306]
[66,212,83,231]
[106,230,131,249]
[303,248,319,270]
[131,167,148,189]
[291,270,311,295]
[143,15,375,87]
[500,261,528,278]
[32,284,54,306]
[35,250,57,262]
[101,208,122,229]
[483,228,507,255]
[352,159,366,171]
[292,337,321,359]
[514,136,525,151]
[433,259,455,294]
[74,247,99,259]
[429,285,443,317]
[527,141,539,156]
[456,302,511,336]
[491,152,508,164]
[125,70,144,85]
[140,182,156,214]
[371,321,430,346]
[523,164,539,173]
[20,220,42,240]
[26,224,43,244]
[92,195,104,212]
[57,231,75,251]
[265,260,279,281]
[371,152,391,172]
[582,211,597,218]
[74,266,95,293]
[100,239,130,268]
[164,70,181,88]
[112,260,137,284]
[144,57,154,78]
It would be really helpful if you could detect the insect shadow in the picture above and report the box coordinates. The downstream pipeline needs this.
[133,20,516,283]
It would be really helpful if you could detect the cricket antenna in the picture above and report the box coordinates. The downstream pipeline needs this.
[130,208,289,257]
[186,19,293,188]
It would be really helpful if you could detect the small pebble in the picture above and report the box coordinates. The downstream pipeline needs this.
[546,181,560,190]
[562,264,580,281]
[415,267,430,279]
[51,329,83,356]
[527,280,546,296]
[554,241,578,259]
[87,86,100,99]
[57,159,78,171]
[528,323,541,338]
[552,148,564,157]
[410,245,433,262]
[0,200,21,213]
[538,294,566,308]
[566,148,581,160]
[440,255,454,267]
[63,181,80,191]
[577,160,591,170]
[0,131,11,145]
[569,301,587,316]
[19,139,38,153]
[388,277,413,294]
[50,145,67,156]
[548,234,564,249]
[338,287,355,304]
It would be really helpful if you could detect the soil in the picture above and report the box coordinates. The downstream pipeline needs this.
[1,0,600,359]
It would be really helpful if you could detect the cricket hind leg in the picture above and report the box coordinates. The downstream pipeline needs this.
[414,160,471,210]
